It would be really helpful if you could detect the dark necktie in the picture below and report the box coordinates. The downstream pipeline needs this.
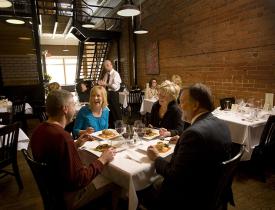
[106,73,110,85]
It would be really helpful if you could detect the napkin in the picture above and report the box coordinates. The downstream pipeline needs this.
[125,150,144,163]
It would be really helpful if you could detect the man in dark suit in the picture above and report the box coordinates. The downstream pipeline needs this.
[146,83,232,210]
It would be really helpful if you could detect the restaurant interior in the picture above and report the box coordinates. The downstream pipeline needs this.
[0,0,275,209]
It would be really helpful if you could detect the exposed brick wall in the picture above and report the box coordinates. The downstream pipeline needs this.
[134,0,275,106]
[0,55,39,86]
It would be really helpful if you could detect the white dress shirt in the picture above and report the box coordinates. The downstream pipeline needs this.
[103,69,122,91]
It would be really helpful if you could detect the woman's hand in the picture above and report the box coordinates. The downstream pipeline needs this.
[159,128,171,138]
[79,127,95,136]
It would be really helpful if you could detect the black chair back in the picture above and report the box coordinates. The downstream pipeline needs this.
[21,149,66,210]
[215,142,245,210]
[251,115,275,181]
[0,122,23,189]
[128,90,142,115]
[0,112,12,125]
[12,100,28,133]
[220,97,235,110]
[37,105,48,122]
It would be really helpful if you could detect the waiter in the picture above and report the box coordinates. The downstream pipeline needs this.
[98,60,122,128]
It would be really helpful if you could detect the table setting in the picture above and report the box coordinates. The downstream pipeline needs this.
[78,120,175,210]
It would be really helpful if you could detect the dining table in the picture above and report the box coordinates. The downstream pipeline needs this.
[212,107,273,160]
[79,134,174,210]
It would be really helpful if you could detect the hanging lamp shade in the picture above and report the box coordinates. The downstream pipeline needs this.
[134,25,148,34]
[82,22,96,28]
[0,0,12,8]
[117,2,140,17]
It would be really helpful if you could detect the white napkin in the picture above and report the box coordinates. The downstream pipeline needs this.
[125,150,144,163]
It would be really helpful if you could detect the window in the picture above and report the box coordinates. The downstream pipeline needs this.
[46,56,77,85]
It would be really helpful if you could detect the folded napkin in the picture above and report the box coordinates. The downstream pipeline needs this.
[125,150,144,163]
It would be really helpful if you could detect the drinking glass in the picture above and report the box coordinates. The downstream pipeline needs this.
[224,100,231,111]
[114,120,125,135]
[136,123,145,145]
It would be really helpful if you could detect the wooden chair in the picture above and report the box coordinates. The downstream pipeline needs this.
[22,149,66,210]
[0,122,23,190]
[220,97,235,110]
[128,89,142,117]
[0,112,12,125]
[12,100,28,133]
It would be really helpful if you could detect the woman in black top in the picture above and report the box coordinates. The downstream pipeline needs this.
[149,80,186,137]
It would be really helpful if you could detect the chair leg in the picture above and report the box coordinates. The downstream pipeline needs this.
[12,161,23,190]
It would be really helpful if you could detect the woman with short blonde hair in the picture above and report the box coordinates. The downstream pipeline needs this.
[73,86,109,136]
[171,74,183,88]
[149,80,185,137]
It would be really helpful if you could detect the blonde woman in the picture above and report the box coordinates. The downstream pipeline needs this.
[73,86,109,137]
[149,80,186,137]
[48,82,61,92]
[171,74,183,88]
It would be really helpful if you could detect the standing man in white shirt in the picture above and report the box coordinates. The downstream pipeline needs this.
[98,60,122,128]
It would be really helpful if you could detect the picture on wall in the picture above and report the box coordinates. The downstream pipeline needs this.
[145,41,159,75]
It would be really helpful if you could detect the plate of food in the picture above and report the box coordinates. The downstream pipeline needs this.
[143,128,159,140]
[154,142,171,153]
[94,144,113,152]
[92,129,120,140]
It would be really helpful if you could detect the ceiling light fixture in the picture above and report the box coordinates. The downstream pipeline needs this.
[134,0,148,34]
[82,22,96,28]
[18,37,31,40]
[0,0,12,8]
[6,19,25,24]
[117,0,140,17]
[62,49,69,52]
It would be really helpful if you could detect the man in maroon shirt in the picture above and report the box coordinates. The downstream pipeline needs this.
[31,89,116,210]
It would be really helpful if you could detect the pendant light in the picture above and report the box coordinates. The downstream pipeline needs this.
[117,0,140,17]
[0,0,12,8]
[134,0,148,34]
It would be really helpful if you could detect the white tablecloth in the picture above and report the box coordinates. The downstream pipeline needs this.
[0,124,29,150]
[140,98,158,115]
[80,137,174,210]
[0,102,33,115]
[119,92,129,108]
[212,109,270,160]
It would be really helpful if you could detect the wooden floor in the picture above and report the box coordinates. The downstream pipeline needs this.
[0,119,275,210]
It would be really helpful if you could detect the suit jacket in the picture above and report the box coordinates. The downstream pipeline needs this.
[150,100,186,136]
[154,112,232,210]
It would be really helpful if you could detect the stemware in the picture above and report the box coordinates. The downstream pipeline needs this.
[136,123,145,145]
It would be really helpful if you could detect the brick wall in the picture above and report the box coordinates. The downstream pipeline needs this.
[0,55,39,86]
[134,0,275,106]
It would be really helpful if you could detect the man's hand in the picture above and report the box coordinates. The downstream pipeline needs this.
[169,135,179,144]
[98,148,116,165]
[147,145,160,161]
[75,134,94,148]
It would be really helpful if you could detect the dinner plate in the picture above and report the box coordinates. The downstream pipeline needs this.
[92,129,120,140]
[143,128,160,140]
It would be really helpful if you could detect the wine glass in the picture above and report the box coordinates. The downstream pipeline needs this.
[114,120,125,135]
[136,123,145,145]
